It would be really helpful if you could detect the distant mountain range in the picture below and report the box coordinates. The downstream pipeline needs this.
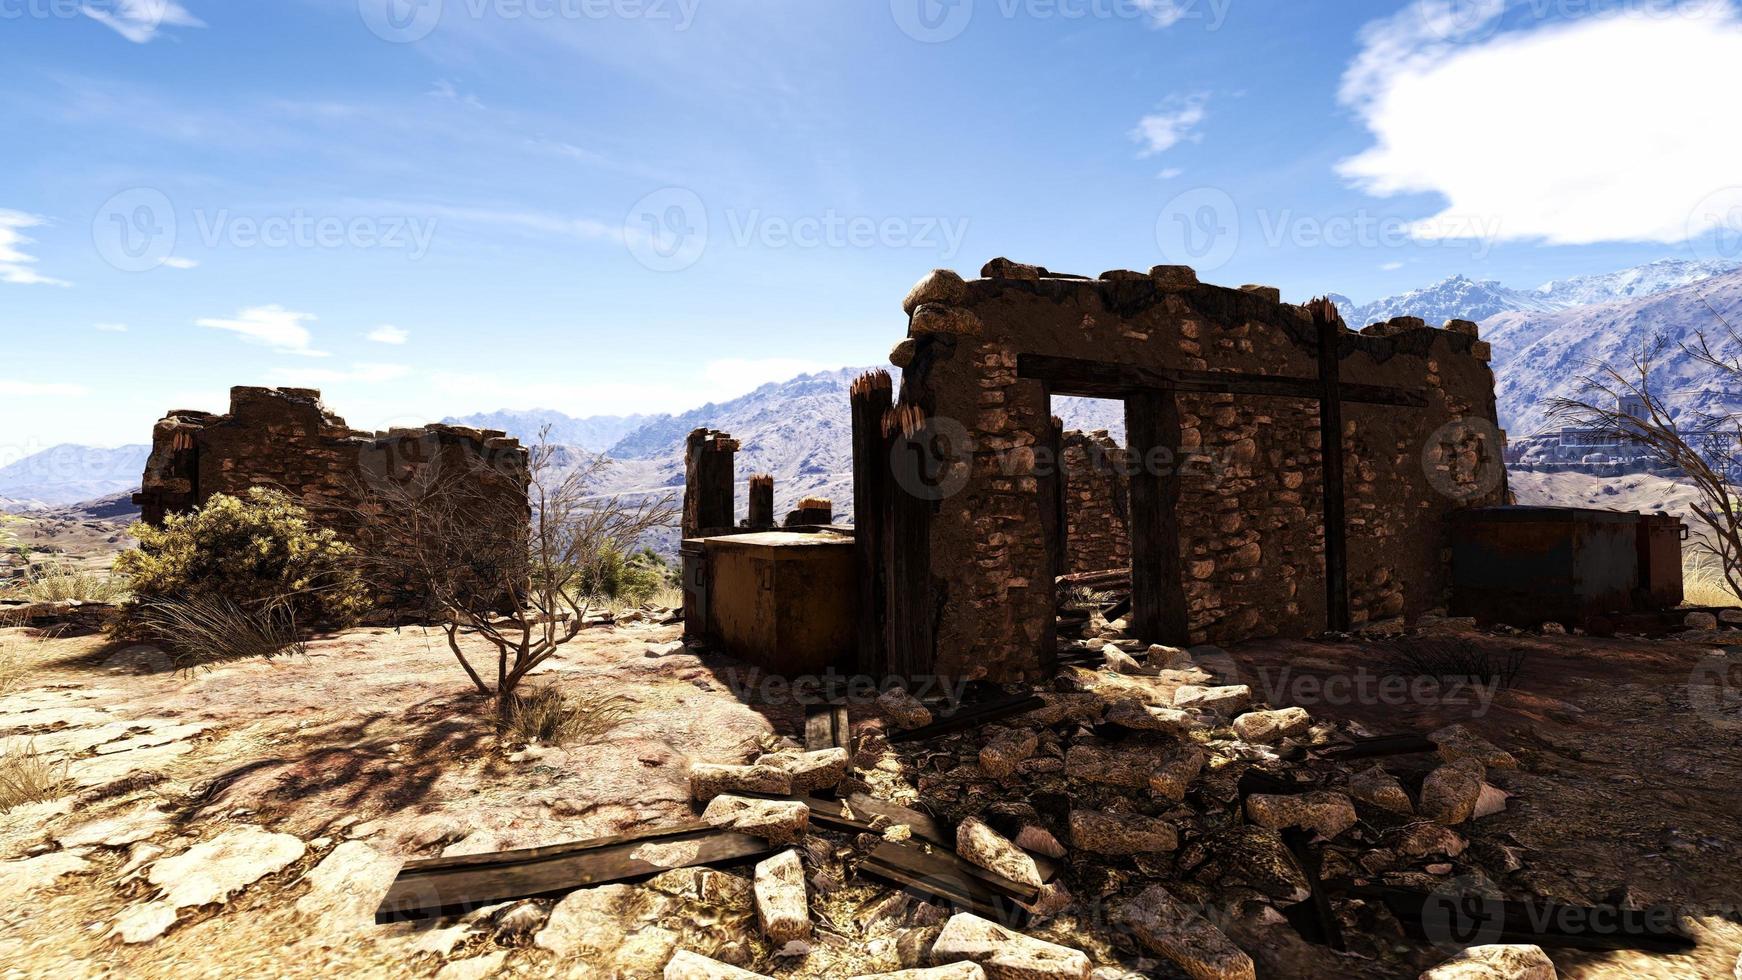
[7,258,1736,524]
[440,409,654,453]
[1331,258,1737,328]
[0,444,149,510]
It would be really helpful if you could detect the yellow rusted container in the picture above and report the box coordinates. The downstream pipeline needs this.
[699,531,857,676]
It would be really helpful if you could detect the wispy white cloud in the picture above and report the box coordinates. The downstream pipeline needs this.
[196,305,328,357]
[83,0,206,44]
[1379,261,1405,271]
[1130,93,1209,157]
[1155,167,1184,180]
[162,256,198,269]
[428,79,486,109]
[1339,0,1742,245]
[367,325,410,345]
[0,380,89,397]
[0,210,70,287]
[269,363,412,386]
[95,322,128,332]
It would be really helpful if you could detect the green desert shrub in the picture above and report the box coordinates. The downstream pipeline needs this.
[116,488,370,632]
[577,544,673,606]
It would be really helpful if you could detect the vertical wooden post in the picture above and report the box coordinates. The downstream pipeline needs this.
[747,474,775,529]
[883,403,935,683]
[1126,389,1188,645]
[1312,298,1351,633]
[850,372,894,676]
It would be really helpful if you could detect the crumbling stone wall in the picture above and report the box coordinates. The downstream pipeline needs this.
[880,260,1507,683]
[1060,430,1129,575]
[135,387,529,604]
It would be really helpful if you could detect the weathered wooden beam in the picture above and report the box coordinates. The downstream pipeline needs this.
[1312,299,1351,634]
[747,473,775,529]
[859,840,1040,920]
[683,429,738,539]
[885,695,1046,744]
[851,372,894,676]
[803,702,851,752]
[1350,885,1696,954]
[1017,353,1427,407]
[1126,389,1188,646]
[374,822,772,924]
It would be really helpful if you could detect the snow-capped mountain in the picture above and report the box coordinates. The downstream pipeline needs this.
[1335,275,1558,328]
[440,409,653,452]
[1335,258,1739,329]
[0,444,150,508]
[1529,258,1740,309]
[1488,268,1742,436]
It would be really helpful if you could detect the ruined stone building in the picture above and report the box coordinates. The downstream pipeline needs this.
[134,387,530,604]
[848,259,1508,684]
[1059,429,1130,576]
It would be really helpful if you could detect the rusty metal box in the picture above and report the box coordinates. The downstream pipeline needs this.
[1637,512,1687,608]
[698,531,857,676]
[1451,507,1643,627]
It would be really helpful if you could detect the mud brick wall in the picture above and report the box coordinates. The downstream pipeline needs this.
[886,260,1507,683]
[135,387,530,604]
[1060,430,1130,575]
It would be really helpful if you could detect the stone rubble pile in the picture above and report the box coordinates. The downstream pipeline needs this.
[634,625,1553,978]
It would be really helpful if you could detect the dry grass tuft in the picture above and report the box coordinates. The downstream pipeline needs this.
[1685,553,1739,608]
[133,595,306,671]
[0,740,72,812]
[17,558,128,605]
[505,685,635,746]
[1382,635,1526,690]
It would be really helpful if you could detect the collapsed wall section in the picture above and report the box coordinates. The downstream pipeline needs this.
[134,386,530,605]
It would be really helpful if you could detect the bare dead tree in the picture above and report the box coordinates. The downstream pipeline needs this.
[1548,330,1742,602]
[365,427,677,719]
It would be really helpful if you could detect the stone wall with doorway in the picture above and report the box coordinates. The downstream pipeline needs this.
[1060,429,1129,575]
[874,258,1507,683]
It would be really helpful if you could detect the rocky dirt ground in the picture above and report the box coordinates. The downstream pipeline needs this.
[0,609,1739,979]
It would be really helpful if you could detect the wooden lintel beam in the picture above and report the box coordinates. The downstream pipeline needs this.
[1015,353,1426,407]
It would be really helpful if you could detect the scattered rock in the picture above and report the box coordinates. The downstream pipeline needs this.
[957,817,1043,888]
[434,952,509,980]
[879,689,933,729]
[1244,792,1357,839]
[1392,824,1468,859]
[1102,645,1150,675]
[1069,809,1179,855]
[1022,694,1106,726]
[690,763,793,802]
[978,730,1039,780]
[1066,744,1153,791]
[703,795,810,845]
[1172,685,1252,716]
[903,269,969,315]
[756,747,849,795]
[537,883,675,958]
[753,850,811,944]
[1149,747,1207,802]
[1348,766,1414,814]
[1683,611,1719,631]
[1120,884,1256,980]
[0,851,92,902]
[148,825,306,911]
[1420,759,1486,825]
[930,912,1091,979]
[1103,699,1197,736]
[665,950,773,979]
[646,640,687,658]
[1429,724,1518,769]
[1418,943,1557,979]
[1230,707,1310,744]
[111,900,178,945]
[1148,645,1194,669]
[851,964,987,980]
[294,841,404,936]
[1538,622,1566,635]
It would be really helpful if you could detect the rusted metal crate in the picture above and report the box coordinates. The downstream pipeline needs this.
[1637,512,1688,608]
[698,531,857,675]
[1451,507,1646,627]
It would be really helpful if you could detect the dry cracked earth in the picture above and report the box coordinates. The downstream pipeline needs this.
[0,610,1740,979]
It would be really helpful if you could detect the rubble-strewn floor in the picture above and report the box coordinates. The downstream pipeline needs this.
[0,614,1739,979]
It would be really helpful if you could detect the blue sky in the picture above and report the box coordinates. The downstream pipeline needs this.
[3,0,1740,451]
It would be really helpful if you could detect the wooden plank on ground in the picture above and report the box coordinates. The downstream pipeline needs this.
[1323,734,1437,761]
[886,695,1046,744]
[803,703,850,752]
[859,840,1039,921]
[374,822,772,924]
